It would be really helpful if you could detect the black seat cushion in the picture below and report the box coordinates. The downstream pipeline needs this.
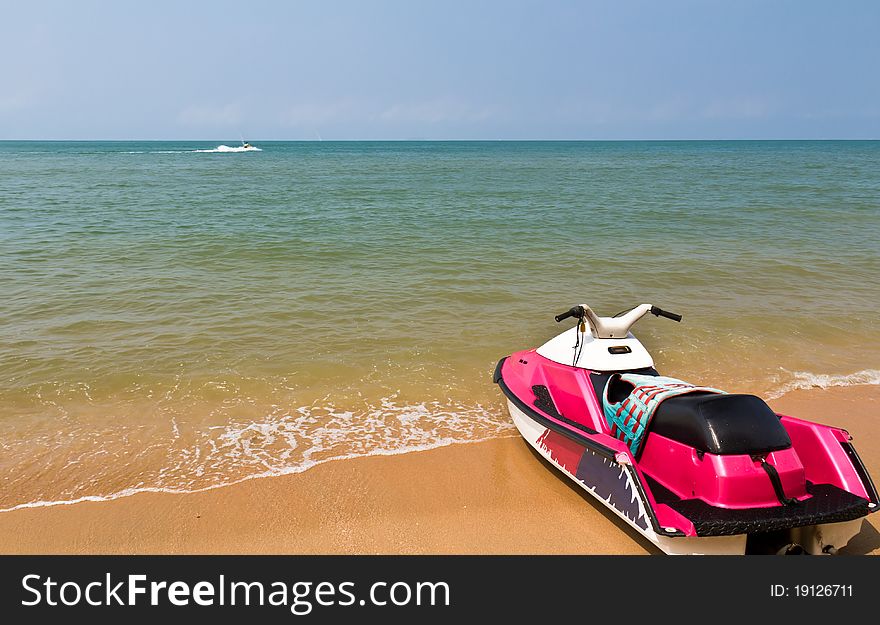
[651,393,791,455]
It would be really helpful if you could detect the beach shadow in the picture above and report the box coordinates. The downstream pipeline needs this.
[522,442,664,555]
[838,519,880,555]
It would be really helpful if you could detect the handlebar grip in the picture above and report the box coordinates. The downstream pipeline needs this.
[554,306,584,323]
[650,306,682,322]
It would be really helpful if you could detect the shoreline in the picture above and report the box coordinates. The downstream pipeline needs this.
[0,384,877,555]
[0,434,521,515]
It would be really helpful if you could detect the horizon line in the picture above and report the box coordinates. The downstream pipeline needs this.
[2,137,879,142]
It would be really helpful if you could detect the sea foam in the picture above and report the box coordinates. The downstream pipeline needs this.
[768,369,880,399]
[0,397,515,513]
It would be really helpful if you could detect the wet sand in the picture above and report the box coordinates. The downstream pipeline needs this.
[0,386,877,555]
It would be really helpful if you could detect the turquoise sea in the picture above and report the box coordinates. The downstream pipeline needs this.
[1,140,878,510]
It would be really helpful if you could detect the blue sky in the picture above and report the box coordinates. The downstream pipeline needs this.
[1,1,878,140]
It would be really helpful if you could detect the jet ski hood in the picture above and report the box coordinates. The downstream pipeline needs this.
[535,326,654,371]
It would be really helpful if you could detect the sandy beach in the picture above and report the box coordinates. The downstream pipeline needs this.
[0,385,877,555]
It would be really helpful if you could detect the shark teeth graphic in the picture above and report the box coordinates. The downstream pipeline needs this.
[536,431,651,531]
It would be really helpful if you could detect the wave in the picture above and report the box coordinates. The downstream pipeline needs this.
[0,397,515,513]
[767,368,880,399]
[0,435,517,513]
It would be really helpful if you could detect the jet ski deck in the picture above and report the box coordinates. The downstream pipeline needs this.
[646,477,870,537]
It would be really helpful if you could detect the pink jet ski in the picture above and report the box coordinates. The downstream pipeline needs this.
[493,303,878,554]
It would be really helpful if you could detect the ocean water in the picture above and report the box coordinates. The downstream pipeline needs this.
[1,140,878,510]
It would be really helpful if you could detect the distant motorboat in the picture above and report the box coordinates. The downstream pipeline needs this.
[236,141,260,152]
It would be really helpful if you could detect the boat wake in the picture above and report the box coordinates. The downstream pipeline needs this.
[193,145,261,153]
[122,145,262,154]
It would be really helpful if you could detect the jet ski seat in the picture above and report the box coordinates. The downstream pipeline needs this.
[597,372,792,456]
[651,392,792,455]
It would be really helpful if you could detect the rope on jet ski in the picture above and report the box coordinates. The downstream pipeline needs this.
[572,313,586,366]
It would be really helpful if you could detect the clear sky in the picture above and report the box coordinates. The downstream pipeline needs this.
[1,0,878,140]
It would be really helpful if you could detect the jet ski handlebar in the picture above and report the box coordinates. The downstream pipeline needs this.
[649,306,682,322]
[554,306,585,323]
[554,303,682,338]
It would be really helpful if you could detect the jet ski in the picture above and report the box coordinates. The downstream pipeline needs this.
[493,303,878,554]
